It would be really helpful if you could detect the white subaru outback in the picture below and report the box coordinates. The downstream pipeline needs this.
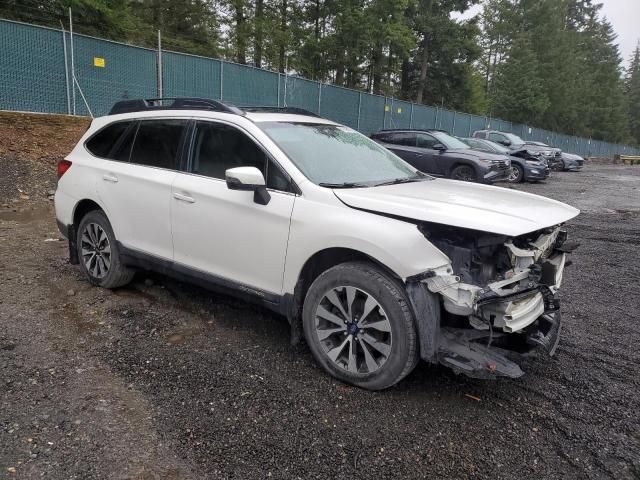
[55,98,580,390]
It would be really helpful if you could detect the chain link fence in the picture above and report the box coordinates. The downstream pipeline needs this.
[1,18,638,157]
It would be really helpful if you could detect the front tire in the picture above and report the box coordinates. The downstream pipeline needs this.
[302,262,419,390]
[76,210,134,289]
[507,164,524,183]
[450,164,478,183]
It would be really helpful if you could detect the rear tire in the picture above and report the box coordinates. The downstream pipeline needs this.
[76,210,134,289]
[302,261,419,390]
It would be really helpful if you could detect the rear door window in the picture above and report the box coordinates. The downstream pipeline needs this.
[130,119,187,170]
[388,132,417,147]
[86,121,134,160]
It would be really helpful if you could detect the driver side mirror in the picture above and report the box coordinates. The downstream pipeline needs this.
[225,166,271,205]
[433,143,446,151]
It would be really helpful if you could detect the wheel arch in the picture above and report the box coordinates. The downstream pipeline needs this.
[448,161,479,177]
[66,198,109,265]
[73,198,105,228]
[285,247,405,342]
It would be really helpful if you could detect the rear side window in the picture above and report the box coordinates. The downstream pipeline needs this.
[130,120,187,170]
[388,132,416,147]
[86,121,133,160]
[489,132,507,143]
[466,139,485,150]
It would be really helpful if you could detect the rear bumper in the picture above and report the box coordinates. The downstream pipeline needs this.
[56,219,69,239]
[56,220,79,265]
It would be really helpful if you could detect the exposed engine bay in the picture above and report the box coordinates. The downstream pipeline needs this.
[407,222,579,379]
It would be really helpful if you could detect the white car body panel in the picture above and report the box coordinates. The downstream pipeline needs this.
[97,159,176,260]
[282,187,451,294]
[171,172,296,294]
[333,178,579,237]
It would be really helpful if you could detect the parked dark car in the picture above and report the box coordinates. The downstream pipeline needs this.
[526,141,585,171]
[460,137,550,183]
[371,129,511,184]
[472,129,563,170]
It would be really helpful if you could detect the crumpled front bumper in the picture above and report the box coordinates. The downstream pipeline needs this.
[438,311,562,379]
[524,164,550,181]
[406,228,575,379]
[407,279,563,379]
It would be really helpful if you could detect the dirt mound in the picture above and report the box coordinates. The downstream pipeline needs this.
[0,111,90,206]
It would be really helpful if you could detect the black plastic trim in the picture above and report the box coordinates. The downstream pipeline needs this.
[56,219,69,239]
[116,242,286,314]
[109,98,245,116]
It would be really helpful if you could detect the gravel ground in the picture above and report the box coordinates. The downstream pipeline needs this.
[1,162,640,479]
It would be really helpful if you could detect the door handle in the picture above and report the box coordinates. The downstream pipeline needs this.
[173,192,195,204]
[102,174,118,183]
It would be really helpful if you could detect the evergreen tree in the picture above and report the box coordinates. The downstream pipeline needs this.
[491,35,549,124]
[626,44,640,145]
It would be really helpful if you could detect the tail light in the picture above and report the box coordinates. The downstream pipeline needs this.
[57,159,72,179]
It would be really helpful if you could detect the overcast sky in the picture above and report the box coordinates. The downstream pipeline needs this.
[453,0,640,69]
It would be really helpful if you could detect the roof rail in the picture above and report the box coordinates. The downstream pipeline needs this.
[242,106,322,118]
[378,128,449,134]
[108,97,245,116]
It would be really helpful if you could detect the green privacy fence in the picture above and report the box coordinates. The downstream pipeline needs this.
[1,18,638,157]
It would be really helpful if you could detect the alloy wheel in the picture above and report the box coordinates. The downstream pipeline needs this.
[81,223,111,279]
[314,286,392,374]
[508,166,522,182]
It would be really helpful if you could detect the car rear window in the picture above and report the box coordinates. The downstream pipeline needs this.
[85,121,134,160]
[130,120,187,170]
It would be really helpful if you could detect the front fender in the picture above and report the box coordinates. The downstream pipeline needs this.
[282,197,451,294]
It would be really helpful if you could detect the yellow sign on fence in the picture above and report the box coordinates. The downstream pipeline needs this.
[93,57,105,68]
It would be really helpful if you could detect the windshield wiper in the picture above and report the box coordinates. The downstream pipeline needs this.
[373,176,427,187]
[318,182,369,188]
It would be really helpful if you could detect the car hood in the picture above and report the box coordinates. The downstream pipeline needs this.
[334,179,579,236]
[523,144,561,155]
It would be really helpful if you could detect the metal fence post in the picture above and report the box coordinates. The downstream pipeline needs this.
[157,30,163,98]
[220,61,224,100]
[357,92,362,131]
[60,23,71,114]
[317,82,322,115]
[68,8,75,115]
[382,97,387,129]
[452,111,457,135]
[409,103,414,129]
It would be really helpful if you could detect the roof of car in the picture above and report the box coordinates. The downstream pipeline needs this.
[245,112,336,124]
[104,97,336,125]
[99,98,338,129]
[375,128,449,134]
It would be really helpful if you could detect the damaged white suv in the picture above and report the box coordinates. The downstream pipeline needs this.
[55,98,579,390]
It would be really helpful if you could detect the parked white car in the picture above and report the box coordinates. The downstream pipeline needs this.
[55,98,580,390]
